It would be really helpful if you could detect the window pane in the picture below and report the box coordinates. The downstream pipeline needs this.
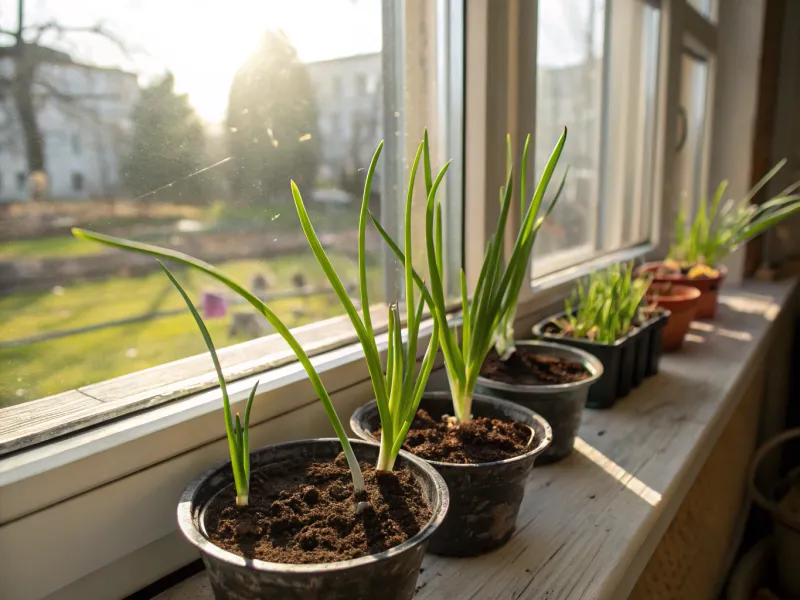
[0,1,461,409]
[533,0,604,275]
[675,50,711,218]
[533,0,660,278]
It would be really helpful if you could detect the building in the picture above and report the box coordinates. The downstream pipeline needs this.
[0,45,139,202]
[305,53,382,192]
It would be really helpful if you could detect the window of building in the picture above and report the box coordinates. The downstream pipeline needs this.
[71,172,84,192]
[71,133,82,155]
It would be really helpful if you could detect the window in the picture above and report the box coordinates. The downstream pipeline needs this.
[0,1,463,438]
[355,71,368,95]
[16,171,25,191]
[71,133,82,155]
[532,0,661,277]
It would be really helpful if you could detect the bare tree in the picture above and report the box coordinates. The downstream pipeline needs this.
[0,0,131,196]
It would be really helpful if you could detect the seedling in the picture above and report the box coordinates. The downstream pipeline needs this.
[560,262,651,344]
[372,129,567,423]
[493,135,568,360]
[159,262,259,506]
[669,159,800,272]
[73,136,440,505]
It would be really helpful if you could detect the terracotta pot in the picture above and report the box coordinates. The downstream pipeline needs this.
[645,284,701,351]
[640,263,727,319]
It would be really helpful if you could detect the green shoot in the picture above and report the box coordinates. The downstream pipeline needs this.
[72,228,367,503]
[561,262,652,344]
[669,159,800,269]
[290,138,441,471]
[493,134,568,359]
[372,128,567,423]
[158,261,259,506]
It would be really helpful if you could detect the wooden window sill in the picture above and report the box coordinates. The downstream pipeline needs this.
[152,279,797,600]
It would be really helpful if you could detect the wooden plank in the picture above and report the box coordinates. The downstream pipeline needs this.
[0,307,389,456]
[152,280,797,600]
[0,391,103,455]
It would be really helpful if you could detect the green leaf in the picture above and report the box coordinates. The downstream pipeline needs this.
[72,228,366,496]
[157,261,246,501]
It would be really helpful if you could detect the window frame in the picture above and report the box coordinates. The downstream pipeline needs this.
[1,1,757,598]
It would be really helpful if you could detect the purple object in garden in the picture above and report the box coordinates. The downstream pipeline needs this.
[202,292,227,318]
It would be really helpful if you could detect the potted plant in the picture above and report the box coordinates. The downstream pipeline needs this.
[532,262,669,409]
[645,282,701,351]
[642,160,800,318]
[469,136,603,464]
[351,131,564,556]
[72,137,451,600]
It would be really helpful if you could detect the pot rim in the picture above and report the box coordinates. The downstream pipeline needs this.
[646,283,703,302]
[475,339,604,394]
[177,438,449,573]
[640,261,728,282]
[350,391,553,470]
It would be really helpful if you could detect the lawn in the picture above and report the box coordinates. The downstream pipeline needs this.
[0,251,383,407]
[0,236,108,260]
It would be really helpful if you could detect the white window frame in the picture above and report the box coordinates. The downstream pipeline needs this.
[1,1,769,598]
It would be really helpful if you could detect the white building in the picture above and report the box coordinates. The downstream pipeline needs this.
[305,53,382,188]
[0,45,139,202]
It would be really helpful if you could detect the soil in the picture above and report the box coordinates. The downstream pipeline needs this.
[480,347,591,385]
[394,409,533,464]
[204,454,431,564]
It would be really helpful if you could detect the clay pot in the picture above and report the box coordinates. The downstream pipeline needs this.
[646,283,701,351]
[640,263,726,319]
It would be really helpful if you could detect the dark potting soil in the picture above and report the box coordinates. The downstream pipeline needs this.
[204,454,431,564]
[397,409,533,464]
[480,347,591,385]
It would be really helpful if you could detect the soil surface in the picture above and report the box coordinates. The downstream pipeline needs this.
[480,347,591,385]
[204,454,431,564]
[395,409,533,464]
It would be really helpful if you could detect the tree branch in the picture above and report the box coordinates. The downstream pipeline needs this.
[27,21,135,60]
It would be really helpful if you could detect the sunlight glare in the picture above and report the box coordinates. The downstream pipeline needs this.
[574,438,662,506]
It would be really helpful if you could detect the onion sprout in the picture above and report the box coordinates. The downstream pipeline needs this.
[372,129,567,423]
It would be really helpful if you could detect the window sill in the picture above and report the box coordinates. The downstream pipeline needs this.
[151,279,795,600]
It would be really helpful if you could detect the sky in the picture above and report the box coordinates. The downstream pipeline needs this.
[0,0,601,124]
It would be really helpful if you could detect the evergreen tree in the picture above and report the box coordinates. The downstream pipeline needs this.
[226,30,319,209]
[124,73,208,203]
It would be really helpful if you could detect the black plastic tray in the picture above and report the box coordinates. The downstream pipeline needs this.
[531,310,670,409]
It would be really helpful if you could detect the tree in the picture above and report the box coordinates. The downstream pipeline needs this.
[226,30,318,209]
[0,0,131,193]
[123,73,208,204]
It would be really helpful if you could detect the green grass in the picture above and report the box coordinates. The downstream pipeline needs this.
[0,236,108,260]
[0,251,382,407]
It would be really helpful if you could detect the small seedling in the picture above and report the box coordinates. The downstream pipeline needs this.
[560,262,651,344]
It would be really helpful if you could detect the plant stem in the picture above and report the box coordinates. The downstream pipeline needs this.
[235,495,248,507]
[376,438,396,472]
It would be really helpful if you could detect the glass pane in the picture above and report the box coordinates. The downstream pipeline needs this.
[533,0,605,274]
[674,50,711,217]
[608,2,661,249]
[0,1,461,407]
[687,0,715,22]
[532,0,660,279]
